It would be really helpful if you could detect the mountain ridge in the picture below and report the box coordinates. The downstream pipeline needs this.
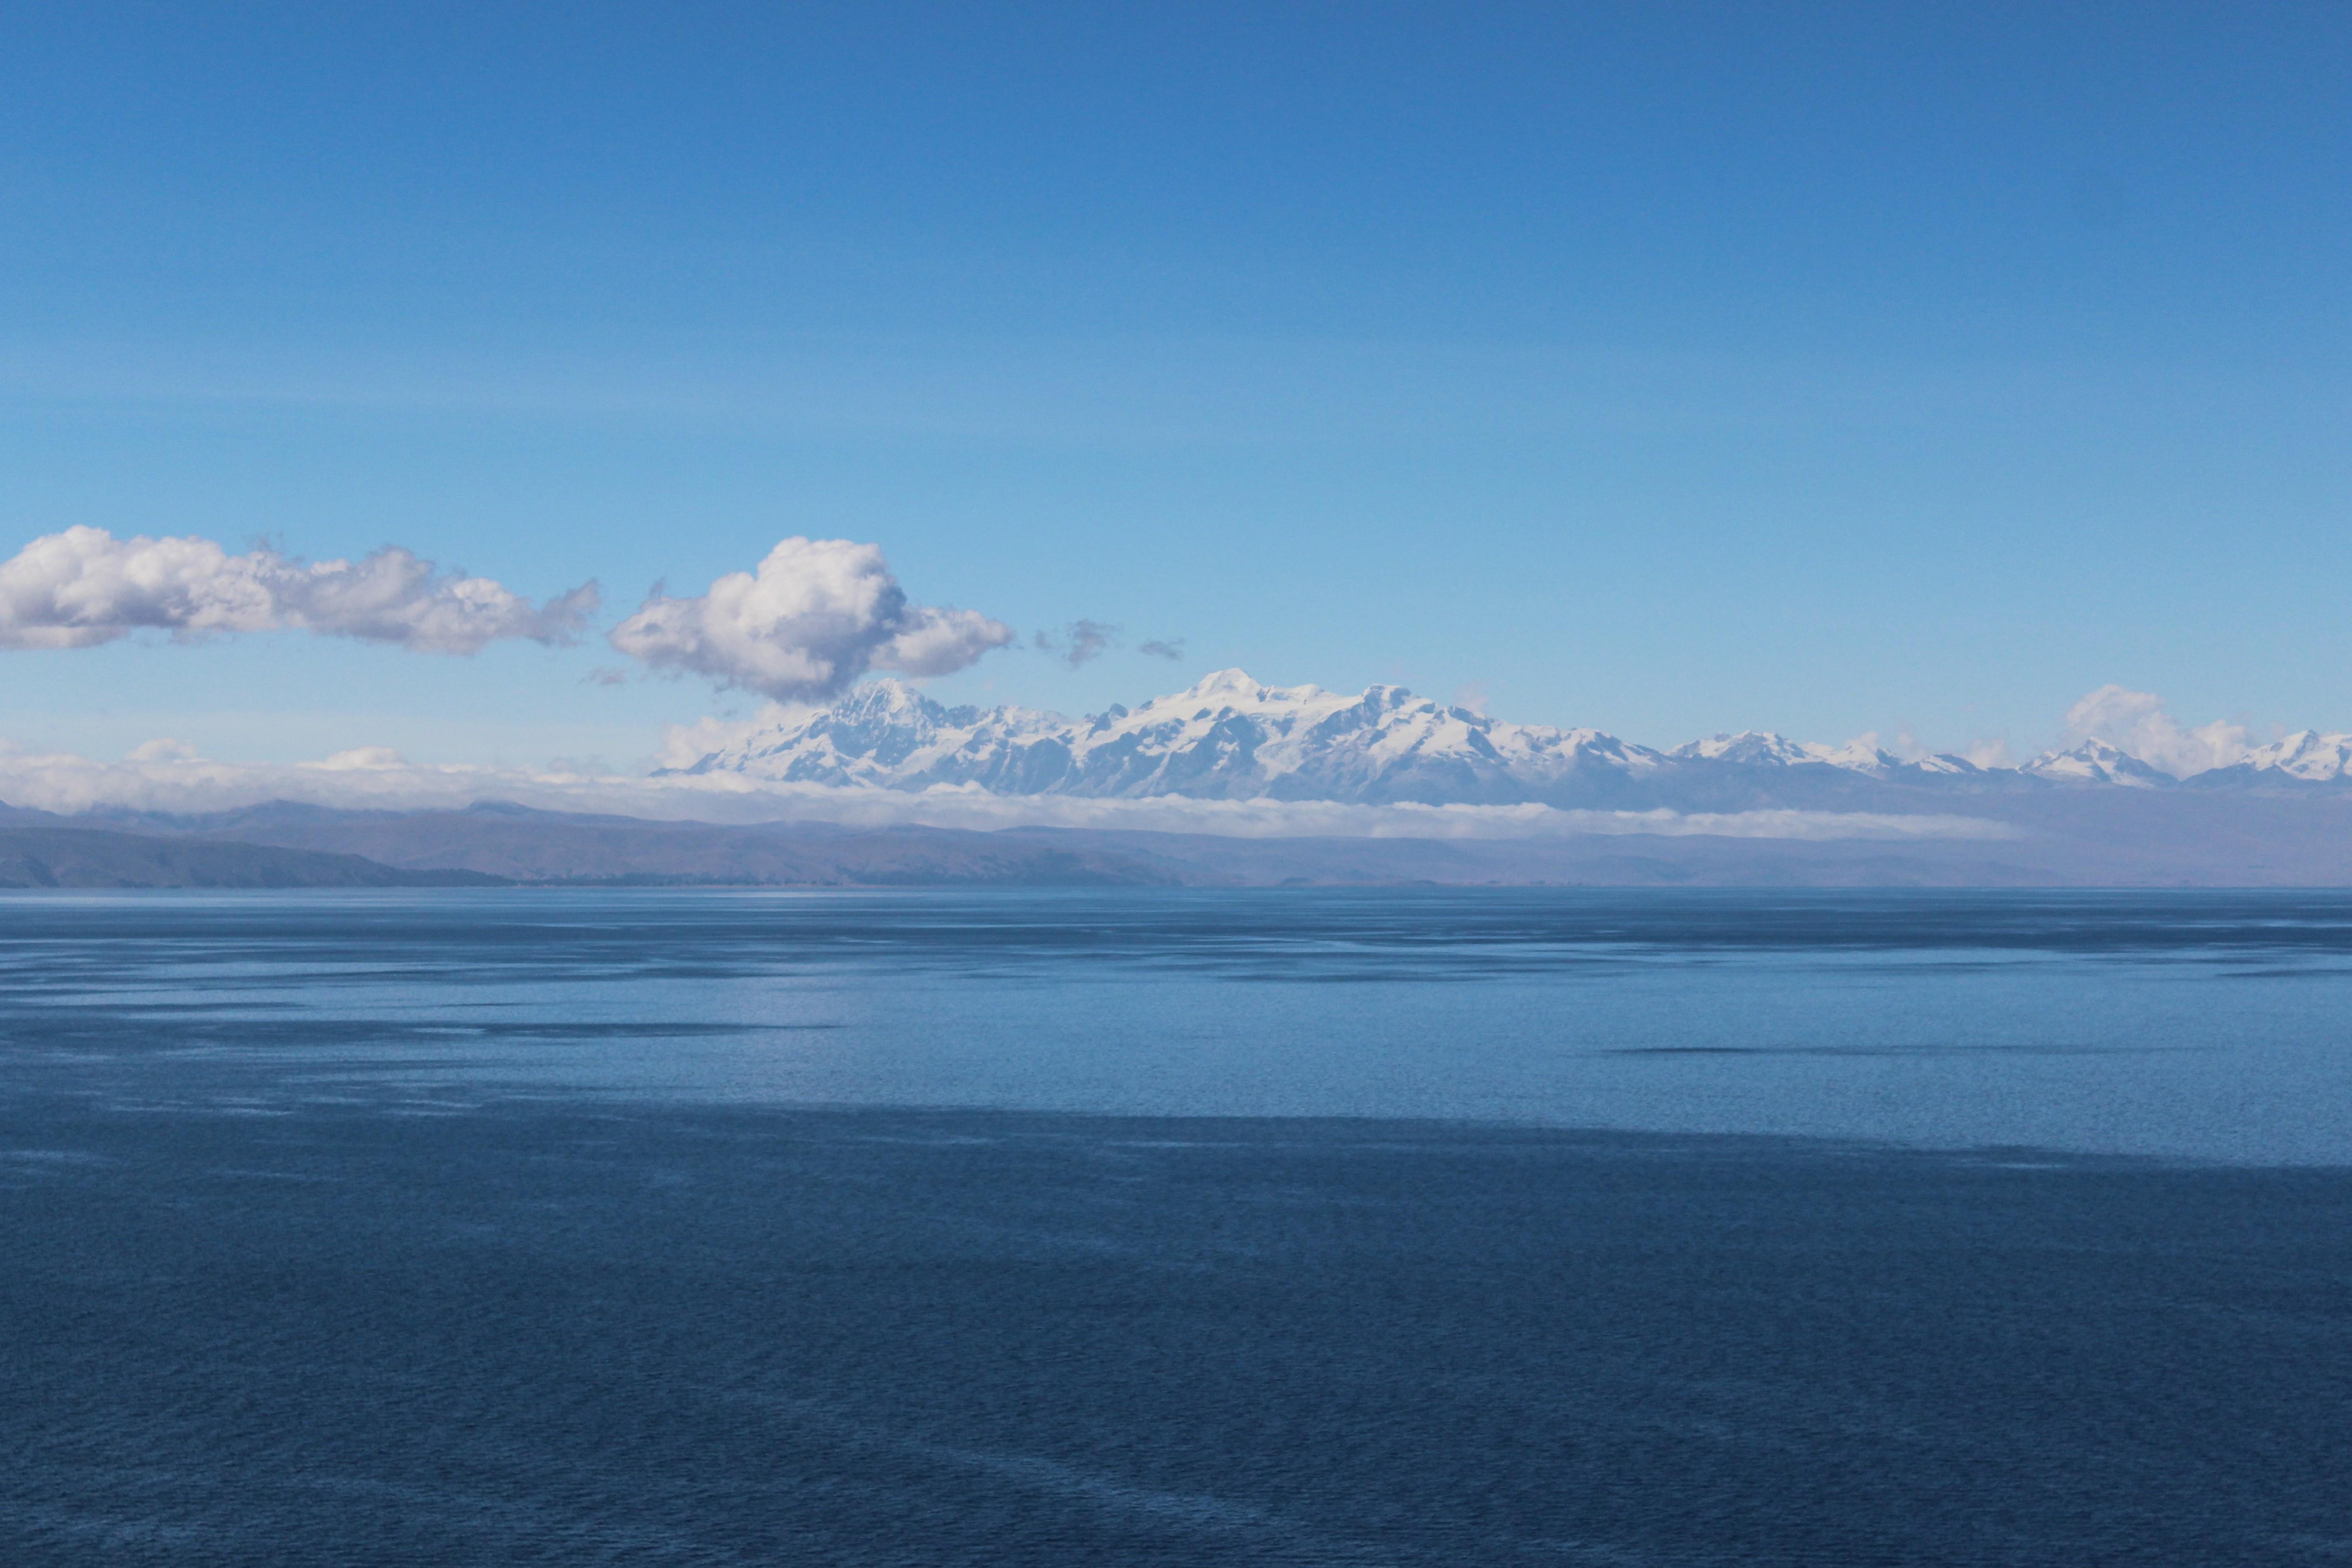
[675,670,2352,809]
[0,823,508,889]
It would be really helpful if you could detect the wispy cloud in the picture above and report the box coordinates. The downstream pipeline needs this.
[1033,619,1121,667]
[0,526,596,652]
[1137,638,1186,661]
[608,537,1013,700]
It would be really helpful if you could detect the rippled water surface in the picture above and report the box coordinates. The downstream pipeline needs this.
[8,886,2352,1159]
[4,889,2350,1564]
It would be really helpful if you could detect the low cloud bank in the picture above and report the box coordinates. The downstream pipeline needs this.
[0,527,596,652]
[609,538,1013,700]
[0,743,2011,841]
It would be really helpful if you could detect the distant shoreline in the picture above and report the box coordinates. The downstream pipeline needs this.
[10,797,2352,889]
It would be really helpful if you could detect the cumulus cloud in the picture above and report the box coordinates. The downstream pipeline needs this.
[0,526,596,652]
[2064,686,2251,777]
[1138,638,1185,661]
[876,604,1016,677]
[609,538,1013,700]
[1961,737,2016,770]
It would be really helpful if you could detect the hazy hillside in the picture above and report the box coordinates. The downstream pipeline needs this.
[80,803,1188,888]
[0,826,506,889]
[30,787,2352,888]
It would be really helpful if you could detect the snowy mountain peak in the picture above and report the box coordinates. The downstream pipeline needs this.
[1675,732,1828,768]
[1177,667,1283,701]
[671,674,2340,807]
[2258,730,2352,779]
[1151,668,1354,719]
[826,678,935,724]
[1668,731,1910,776]
[2022,739,2174,788]
[2203,730,2352,784]
[675,672,1678,805]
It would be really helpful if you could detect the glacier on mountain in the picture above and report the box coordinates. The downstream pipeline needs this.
[2190,730,2352,785]
[683,670,1667,806]
[673,670,2115,810]
[1666,730,1980,777]
[2018,739,2175,788]
[670,670,2352,809]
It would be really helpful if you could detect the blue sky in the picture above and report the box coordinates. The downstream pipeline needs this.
[2,1,2346,767]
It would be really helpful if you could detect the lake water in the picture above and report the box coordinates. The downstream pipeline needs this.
[4,888,2349,1563]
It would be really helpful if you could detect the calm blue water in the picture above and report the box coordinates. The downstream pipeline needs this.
[8,887,2351,1160]
[4,889,2350,1563]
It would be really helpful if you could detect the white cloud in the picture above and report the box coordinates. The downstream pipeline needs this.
[1961,737,2015,770]
[2063,686,2251,777]
[0,740,2013,841]
[876,604,1018,677]
[0,526,596,652]
[316,746,407,771]
[609,537,1013,700]
[650,702,815,771]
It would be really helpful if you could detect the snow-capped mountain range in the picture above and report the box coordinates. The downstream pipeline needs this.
[672,670,2352,810]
